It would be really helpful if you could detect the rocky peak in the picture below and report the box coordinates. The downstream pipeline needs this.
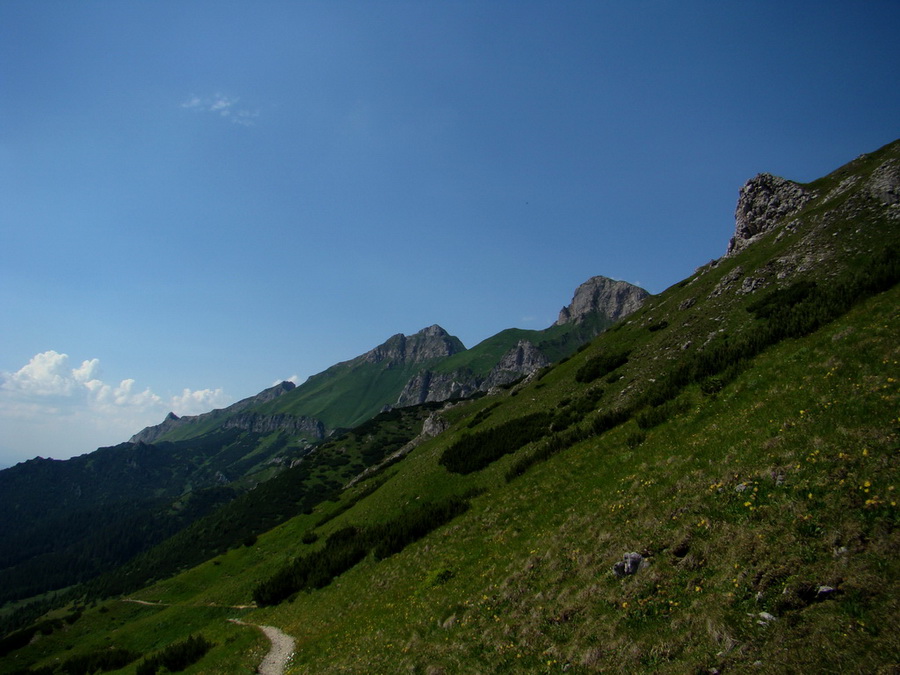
[726,173,814,256]
[129,380,297,444]
[253,380,297,403]
[556,276,649,326]
[495,340,549,373]
[482,340,550,390]
[364,325,465,366]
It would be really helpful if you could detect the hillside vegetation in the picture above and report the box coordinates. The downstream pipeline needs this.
[2,139,898,674]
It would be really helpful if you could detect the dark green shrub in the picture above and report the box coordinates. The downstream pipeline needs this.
[575,350,630,384]
[59,646,140,675]
[590,407,633,435]
[700,376,725,394]
[136,634,212,675]
[253,497,471,607]
[636,398,690,430]
[747,280,818,319]
[370,497,469,560]
[625,430,646,448]
[466,402,501,429]
[439,412,551,474]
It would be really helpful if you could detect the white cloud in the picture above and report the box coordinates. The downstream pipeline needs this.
[171,387,230,415]
[2,350,79,396]
[0,351,233,464]
[72,357,100,384]
[181,95,203,109]
[274,375,300,386]
[181,93,259,126]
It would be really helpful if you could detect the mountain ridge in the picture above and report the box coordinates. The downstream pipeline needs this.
[3,139,897,674]
[133,276,647,445]
[0,274,646,608]
[129,380,298,444]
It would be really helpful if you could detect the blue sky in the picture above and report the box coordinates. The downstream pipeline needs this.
[1,1,898,466]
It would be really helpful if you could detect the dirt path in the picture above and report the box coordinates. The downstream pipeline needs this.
[123,598,255,609]
[122,600,294,673]
[229,619,295,675]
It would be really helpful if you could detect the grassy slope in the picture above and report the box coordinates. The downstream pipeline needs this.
[159,314,611,441]
[4,140,898,674]
[9,284,895,675]
[254,289,898,674]
[434,315,613,376]
[251,358,446,430]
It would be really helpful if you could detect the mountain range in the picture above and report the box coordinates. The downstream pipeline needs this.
[0,274,647,607]
[1,138,898,674]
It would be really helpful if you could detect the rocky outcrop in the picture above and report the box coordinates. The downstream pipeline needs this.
[726,173,814,256]
[363,325,465,366]
[482,340,550,389]
[421,411,450,438]
[222,412,325,439]
[130,412,183,444]
[555,276,648,326]
[395,369,481,407]
[867,158,900,206]
[129,381,297,443]
[396,341,552,406]
[612,552,648,578]
[347,408,452,488]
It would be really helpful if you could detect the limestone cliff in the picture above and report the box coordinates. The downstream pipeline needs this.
[481,340,550,390]
[555,276,648,326]
[129,380,298,444]
[395,340,552,407]
[363,324,465,366]
[726,173,814,256]
[222,412,325,439]
[394,369,480,407]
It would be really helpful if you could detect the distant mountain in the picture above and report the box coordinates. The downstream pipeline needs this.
[555,275,649,325]
[2,140,899,674]
[136,278,647,444]
[0,276,644,607]
[129,380,300,444]
[4,139,896,674]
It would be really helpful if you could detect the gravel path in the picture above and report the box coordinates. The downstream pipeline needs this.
[255,624,296,675]
[122,602,294,673]
[229,619,295,675]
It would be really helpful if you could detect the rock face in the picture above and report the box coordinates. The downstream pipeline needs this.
[222,412,325,439]
[363,325,465,366]
[421,411,450,438]
[395,340,552,406]
[130,381,297,444]
[867,158,900,205]
[726,173,814,256]
[555,276,648,326]
[482,340,550,390]
[395,370,480,407]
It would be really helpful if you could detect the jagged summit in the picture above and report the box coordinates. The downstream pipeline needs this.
[130,380,297,444]
[363,324,465,366]
[555,276,648,326]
